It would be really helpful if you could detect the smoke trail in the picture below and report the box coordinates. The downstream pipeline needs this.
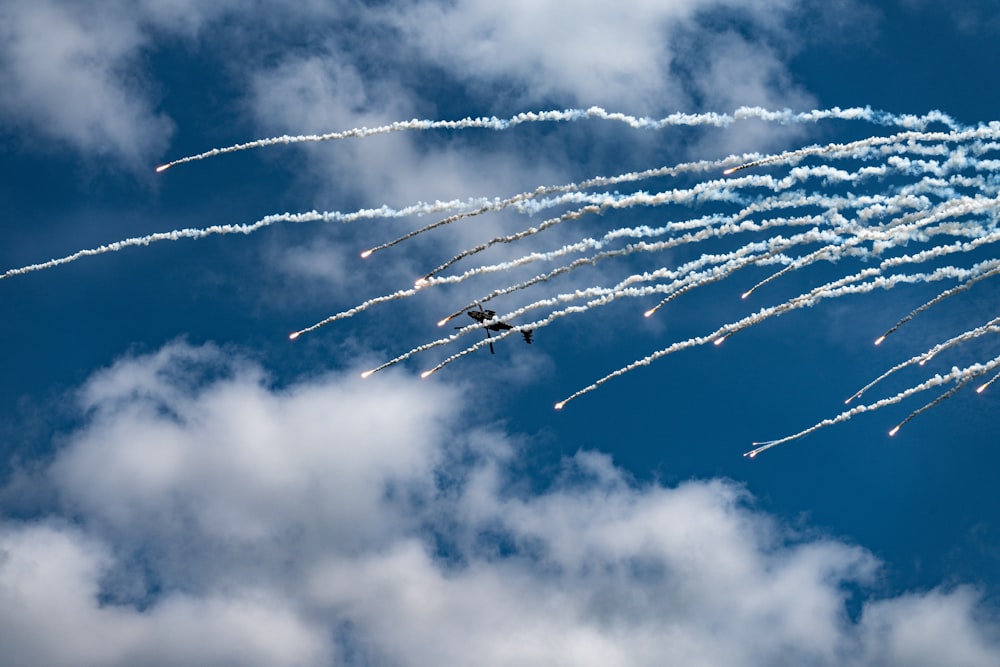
[146,109,1000,453]
[427,190,991,316]
[875,263,1000,345]
[418,150,991,280]
[155,106,964,172]
[745,355,1000,457]
[1,201,490,281]
[979,371,1000,393]
[364,160,740,257]
[304,173,998,372]
[409,259,987,383]
[888,377,974,437]
[289,287,422,340]
[553,261,1000,410]
[10,105,1000,455]
[846,317,1000,404]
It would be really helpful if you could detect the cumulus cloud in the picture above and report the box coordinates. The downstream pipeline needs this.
[1,342,998,665]
[0,1,177,166]
[385,0,819,113]
[0,521,330,667]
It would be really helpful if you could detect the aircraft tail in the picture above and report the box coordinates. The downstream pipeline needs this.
[523,329,533,344]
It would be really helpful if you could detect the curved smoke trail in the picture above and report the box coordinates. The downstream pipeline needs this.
[6,107,998,454]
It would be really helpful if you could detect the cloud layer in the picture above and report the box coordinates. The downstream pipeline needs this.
[2,342,997,666]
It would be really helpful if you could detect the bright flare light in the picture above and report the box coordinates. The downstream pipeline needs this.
[155,164,170,173]
[289,331,301,340]
[420,369,435,378]
[360,249,373,259]
[889,425,901,437]
[361,370,375,379]
[874,335,887,346]
[554,402,565,410]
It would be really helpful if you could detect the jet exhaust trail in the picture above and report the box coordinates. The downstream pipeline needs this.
[7,106,999,456]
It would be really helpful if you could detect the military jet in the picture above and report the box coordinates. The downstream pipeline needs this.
[459,305,533,354]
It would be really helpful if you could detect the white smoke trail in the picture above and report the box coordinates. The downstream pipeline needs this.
[419,147,997,280]
[978,371,1000,393]
[427,190,991,300]
[307,183,997,338]
[400,255,995,383]
[155,106,964,172]
[363,160,745,256]
[10,105,1000,455]
[876,262,1000,344]
[147,109,1000,453]
[553,260,1000,410]
[846,317,1000,404]
[0,200,491,281]
[11,121,994,284]
[745,355,1000,457]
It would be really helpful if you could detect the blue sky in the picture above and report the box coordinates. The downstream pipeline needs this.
[1,1,999,665]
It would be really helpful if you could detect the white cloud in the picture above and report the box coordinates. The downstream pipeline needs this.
[0,1,175,166]
[0,521,330,667]
[51,342,452,571]
[0,341,998,665]
[388,0,694,111]
[857,588,1000,667]
[385,0,813,113]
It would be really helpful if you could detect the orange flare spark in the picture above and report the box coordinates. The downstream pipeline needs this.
[289,332,301,340]
[360,249,373,259]
[874,335,886,346]
[155,164,170,173]
[889,425,900,437]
